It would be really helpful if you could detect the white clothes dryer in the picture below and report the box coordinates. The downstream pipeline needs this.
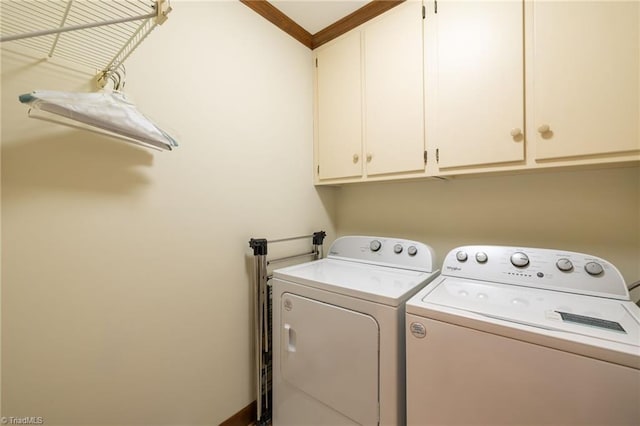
[272,236,439,425]
[406,245,640,425]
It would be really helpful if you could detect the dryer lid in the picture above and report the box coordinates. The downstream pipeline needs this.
[273,258,439,306]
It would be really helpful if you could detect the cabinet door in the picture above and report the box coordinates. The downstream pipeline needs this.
[364,1,425,176]
[427,0,524,169]
[533,1,640,160]
[316,32,363,180]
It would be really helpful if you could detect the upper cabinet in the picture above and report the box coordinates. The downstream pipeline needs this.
[313,0,639,185]
[314,1,425,183]
[425,0,525,170]
[532,1,640,161]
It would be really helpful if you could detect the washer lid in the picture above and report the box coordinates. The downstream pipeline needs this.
[273,258,439,306]
[415,278,640,348]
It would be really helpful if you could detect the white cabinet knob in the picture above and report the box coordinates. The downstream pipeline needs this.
[510,128,523,137]
[353,153,359,163]
[538,124,550,133]
[366,153,373,163]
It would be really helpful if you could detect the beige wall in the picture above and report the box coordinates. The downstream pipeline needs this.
[1,2,335,425]
[2,2,639,425]
[335,167,640,287]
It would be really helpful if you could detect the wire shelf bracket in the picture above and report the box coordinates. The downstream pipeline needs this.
[0,0,172,85]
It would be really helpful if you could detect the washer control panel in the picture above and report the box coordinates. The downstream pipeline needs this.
[327,236,437,273]
[443,245,628,300]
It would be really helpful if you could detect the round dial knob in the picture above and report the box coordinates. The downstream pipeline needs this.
[510,252,530,267]
[369,240,382,252]
[456,251,468,262]
[585,261,604,276]
[475,252,488,263]
[556,258,574,272]
[407,245,418,256]
[394,244,403,254]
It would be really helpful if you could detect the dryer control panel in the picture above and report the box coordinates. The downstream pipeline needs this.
[327,236,437,273]
[443,245,629,300]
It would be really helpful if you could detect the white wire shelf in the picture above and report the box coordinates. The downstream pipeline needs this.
[0,0,171,83]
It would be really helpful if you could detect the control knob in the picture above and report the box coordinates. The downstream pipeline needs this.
[556,258,574,272]
[475,252,488,263]
[585,261,604,276]
[407,245,418,256]
[370,240,382,252]
[456,251,468,262]
[510,252,529,267]
[394,244,403,254]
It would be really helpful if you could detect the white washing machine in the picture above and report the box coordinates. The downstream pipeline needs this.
[272,236,439,425]
[406,245,640,425]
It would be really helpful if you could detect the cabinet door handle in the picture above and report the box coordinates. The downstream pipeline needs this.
[366,153,373,163]
[510,128,523,137]
[353,154,359,163]
[538,124,551,134]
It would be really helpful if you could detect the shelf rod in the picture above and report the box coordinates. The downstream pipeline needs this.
[267,251,318,265]
[0,12,155,43]
[269,234,316,244]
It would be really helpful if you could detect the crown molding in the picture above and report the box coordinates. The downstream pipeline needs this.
[312,1,404,49]
[241,0,405,50]
[240,0,314,48]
